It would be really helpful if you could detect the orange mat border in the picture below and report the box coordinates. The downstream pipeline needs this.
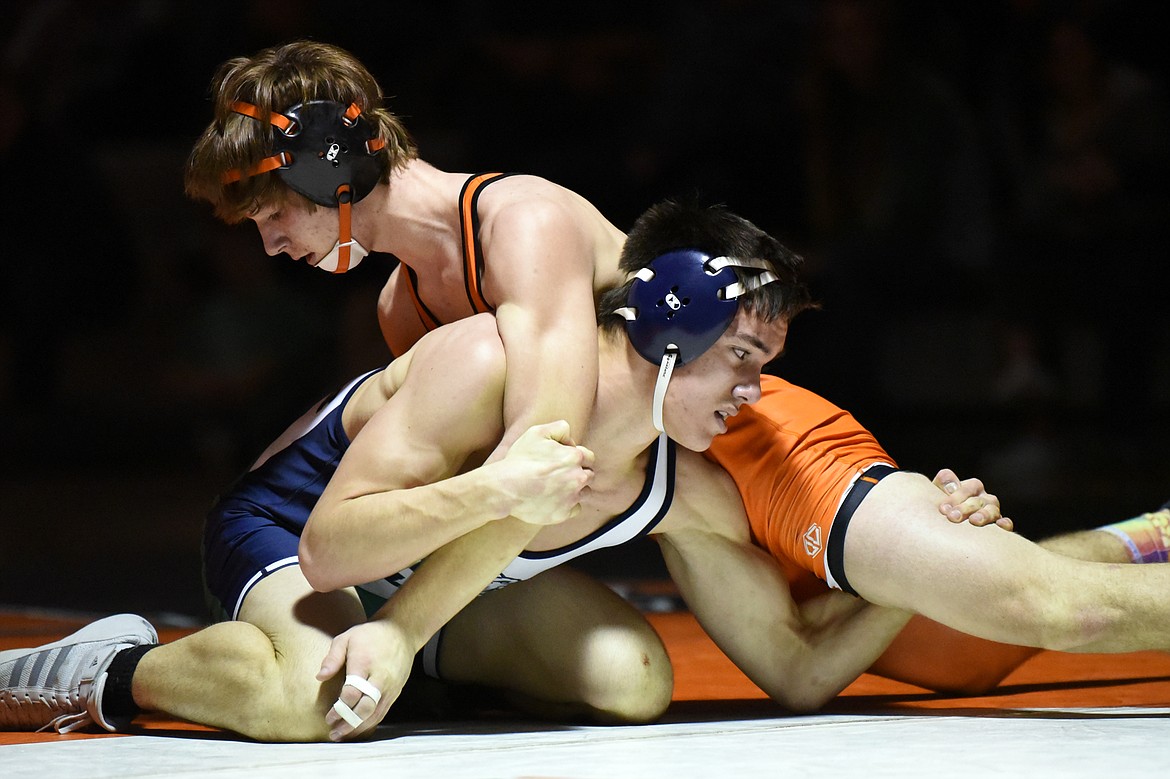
[4,610,1169,746]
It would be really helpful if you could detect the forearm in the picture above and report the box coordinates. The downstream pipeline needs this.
[503,343,595,438]
[369,518,539,652]
[301,465,522,592]
[710,588,911,712]
[495,304,598,451]
[661,531,911,712]
[774,595,913,710]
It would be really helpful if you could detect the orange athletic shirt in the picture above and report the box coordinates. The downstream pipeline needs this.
[705,374,894,597]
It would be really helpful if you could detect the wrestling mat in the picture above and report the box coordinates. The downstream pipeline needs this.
[2,608,1167,778]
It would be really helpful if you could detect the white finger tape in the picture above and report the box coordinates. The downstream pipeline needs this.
[332,699,364,729]
[344,674,382,705]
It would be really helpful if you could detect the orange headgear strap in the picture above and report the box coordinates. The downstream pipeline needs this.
[229,101,299,133]
[219,101,384,185]
[219,102,298,184]
[334,183,354,274]
[220,151,293,184]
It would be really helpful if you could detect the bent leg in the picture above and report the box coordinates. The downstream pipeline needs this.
[866,517,1161,694]
[1039,530,1132,563]
[844,472,1170,654]
[1045,505,1170,563]
[868,617,1040,694]
[133,566,365,741]
[438,567,672,723]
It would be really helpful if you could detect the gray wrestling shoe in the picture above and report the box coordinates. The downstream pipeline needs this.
[0,613,157,733]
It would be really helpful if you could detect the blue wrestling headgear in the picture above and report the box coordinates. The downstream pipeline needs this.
[614,248,778,432]
[222,100,385,273]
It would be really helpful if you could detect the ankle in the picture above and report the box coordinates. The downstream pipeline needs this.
[1094,511,1170,564]
[101,644,158,724]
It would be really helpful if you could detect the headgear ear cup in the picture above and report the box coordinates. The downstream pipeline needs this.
[615,248,778,432]
[267,101,383,206]
[620,249,741,366]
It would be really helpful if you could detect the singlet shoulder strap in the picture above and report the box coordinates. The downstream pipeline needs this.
[403,264,443,332]
[518,433,677,565]
[458,172,518,315]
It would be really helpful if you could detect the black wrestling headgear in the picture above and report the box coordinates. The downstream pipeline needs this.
[221,100,385,272]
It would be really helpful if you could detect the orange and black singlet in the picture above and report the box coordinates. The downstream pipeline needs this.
[404,172,518,332]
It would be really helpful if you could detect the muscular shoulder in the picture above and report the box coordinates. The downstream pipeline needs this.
[477,176,622,274]
[343,314,508,476]
[389,314,506,405]
[657,449,751,544]
[479,175,585,225]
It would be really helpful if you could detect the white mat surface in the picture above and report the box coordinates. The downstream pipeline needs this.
[2,707,1166,778]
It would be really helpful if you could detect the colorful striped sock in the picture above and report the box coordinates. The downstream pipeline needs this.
[1096,509,1170,564]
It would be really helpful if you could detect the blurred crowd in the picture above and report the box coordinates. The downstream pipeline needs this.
[2,0,1168,531]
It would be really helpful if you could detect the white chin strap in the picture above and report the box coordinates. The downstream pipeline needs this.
[315,237,369,273]
[652,347,679,433]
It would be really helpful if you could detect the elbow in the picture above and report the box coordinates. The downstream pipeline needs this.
[297,537,338,593]
[760,664,842,713]
[770,684,836,714]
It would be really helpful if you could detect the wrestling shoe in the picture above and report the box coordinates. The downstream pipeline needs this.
[0,613,157,733]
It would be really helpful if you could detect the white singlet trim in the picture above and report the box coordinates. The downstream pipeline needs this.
[495,432,673,583]
[232,555,300,620]
[249,370,377,472]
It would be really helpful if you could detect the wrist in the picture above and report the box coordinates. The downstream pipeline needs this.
[478,462,519,521]
[371,610,428,654]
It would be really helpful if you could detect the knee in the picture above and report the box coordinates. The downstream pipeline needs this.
[1002,585,1116,653]
[578,626,673,724]
[252,681,335,743]
[252,665,337,743]
[925,665,1019,697]
[209,623,334,742]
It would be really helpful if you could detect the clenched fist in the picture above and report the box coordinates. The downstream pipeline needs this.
[491,420,595,525]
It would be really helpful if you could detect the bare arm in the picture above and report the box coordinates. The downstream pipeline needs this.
[659,525,911,712]
[484,196,605,450]
[313,427,580,740]
[656,454,911,711]
[302,420,590,591]
[303,317,593,740]
[655,457,1008,713]
[300,317,593,591]
[316,518,539,741]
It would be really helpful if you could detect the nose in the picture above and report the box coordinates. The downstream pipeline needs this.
[733,378,762,407]
[253,222,287,257]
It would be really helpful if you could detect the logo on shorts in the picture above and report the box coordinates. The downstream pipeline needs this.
[803,524,822,557]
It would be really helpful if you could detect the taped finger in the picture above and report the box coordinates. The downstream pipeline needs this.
[332,698,364,729]
[344,674,382,705]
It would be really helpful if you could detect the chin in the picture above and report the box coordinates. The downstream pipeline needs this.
[675,431,716,453]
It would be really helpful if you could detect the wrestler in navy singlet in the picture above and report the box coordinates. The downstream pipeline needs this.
[202,369,378,621]
[202,371,678,623]
[359,432,676,606]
